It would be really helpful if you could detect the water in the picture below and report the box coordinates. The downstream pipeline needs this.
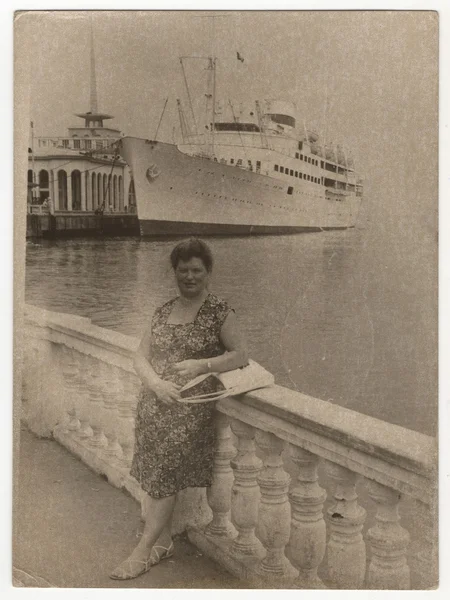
[25,222,437,436]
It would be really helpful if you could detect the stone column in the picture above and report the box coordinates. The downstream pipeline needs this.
[59,345,81,434]
[50,168,57,210]
[67,171,73,211]
[325,462,366,588]
[256,430,295,579]
[366,481,410,589]
[87,361,108,450]
[81,171,87,211]
[117,373,139,469]
[288,445,326,588]
[205,412,236,539]
[75,355,94,441]
[229,419,263,557]
[100,365,123,463]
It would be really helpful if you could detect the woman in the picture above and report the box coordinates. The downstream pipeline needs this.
[110,238,248,580]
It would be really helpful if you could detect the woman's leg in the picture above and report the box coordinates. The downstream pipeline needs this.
[140,493,175,550]
[110,494,176,578]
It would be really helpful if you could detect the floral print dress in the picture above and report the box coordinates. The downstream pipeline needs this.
[130,292,233,498]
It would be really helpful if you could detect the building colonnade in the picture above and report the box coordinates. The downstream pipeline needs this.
[28,166,136,212]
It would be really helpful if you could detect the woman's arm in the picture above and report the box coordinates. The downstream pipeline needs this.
[172,311,248,378]
[133,323,180,402]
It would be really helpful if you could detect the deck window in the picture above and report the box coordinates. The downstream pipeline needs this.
[295,171,298,177]
[274,164,279,171]
[280,166,284,173]
[300,154,303,161]
[290,169,294,176]
[295,152,299,159]
[287,186,293,195]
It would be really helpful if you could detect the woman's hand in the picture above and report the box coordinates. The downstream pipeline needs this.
[170,359,205,379]
[150,379,181,405]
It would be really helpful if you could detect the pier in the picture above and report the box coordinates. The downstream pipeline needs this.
[19,304,438,589]
[26,209,139,239]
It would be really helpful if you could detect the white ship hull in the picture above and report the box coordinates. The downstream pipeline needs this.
[120,137,362,236]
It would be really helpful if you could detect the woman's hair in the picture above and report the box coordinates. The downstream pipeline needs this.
[170,238,214,272]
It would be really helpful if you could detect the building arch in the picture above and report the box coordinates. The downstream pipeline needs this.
[39,169,49,202]
[57,170,68,210]
[71,170,82,210]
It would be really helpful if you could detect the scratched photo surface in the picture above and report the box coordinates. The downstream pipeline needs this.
[14,11,438,589]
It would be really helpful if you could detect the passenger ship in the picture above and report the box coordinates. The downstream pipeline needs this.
[120,57,363,236]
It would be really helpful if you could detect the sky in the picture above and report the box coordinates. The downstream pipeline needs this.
[18,11,437,177]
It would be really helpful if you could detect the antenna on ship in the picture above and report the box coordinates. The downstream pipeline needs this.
[197,14,230,158]
[179,58,199,136]
[255,100,269,149]
[153,97,169,141]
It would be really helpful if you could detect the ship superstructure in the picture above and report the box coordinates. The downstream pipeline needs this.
[120,56,363,236]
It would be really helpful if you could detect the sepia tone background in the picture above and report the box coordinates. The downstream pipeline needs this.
[13,9,439,590]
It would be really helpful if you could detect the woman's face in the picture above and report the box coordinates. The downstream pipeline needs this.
[175,257,210,298]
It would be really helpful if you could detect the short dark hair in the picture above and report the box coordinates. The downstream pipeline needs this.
[170,238,214,272]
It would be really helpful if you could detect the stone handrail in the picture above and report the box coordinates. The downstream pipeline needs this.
[21,304,437,589]
[189,393,437,589]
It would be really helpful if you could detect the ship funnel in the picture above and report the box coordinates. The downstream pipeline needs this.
[263,100,296,131]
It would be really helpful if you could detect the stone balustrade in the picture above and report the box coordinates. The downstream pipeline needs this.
[189,392,437,589]
[21,304,437,590]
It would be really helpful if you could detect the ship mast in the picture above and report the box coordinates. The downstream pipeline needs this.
[209,57,217,157]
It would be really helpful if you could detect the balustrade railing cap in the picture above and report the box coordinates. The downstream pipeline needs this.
[24,304,138,355]
[224,386,436,478]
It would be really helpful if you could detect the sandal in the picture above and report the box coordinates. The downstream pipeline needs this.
[109,541,174,580]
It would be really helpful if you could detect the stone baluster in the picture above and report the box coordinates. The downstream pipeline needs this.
[205,413,237,539]
[100,364,123,463]
[409,496,438,589]
[288,445,327,588]
[87,361,108,450]
[59,345,81,433]
[229,419,263,557]
[255,430,295,579]
[75,354,94,441]
[117,373,139,469]
[366,481,410,589]
[325,462,366,588]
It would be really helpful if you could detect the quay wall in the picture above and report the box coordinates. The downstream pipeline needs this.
[20,303,438,589]
[26,212,140,239]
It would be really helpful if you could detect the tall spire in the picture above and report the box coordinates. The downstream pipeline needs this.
[74,16,114,128]
[90,18,98,114]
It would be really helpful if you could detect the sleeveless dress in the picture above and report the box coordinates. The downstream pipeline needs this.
[130,292,234,498]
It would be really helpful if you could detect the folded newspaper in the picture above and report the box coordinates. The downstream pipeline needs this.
[178,359,275,403]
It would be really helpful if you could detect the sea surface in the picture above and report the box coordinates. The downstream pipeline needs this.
[24,213,437,436]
